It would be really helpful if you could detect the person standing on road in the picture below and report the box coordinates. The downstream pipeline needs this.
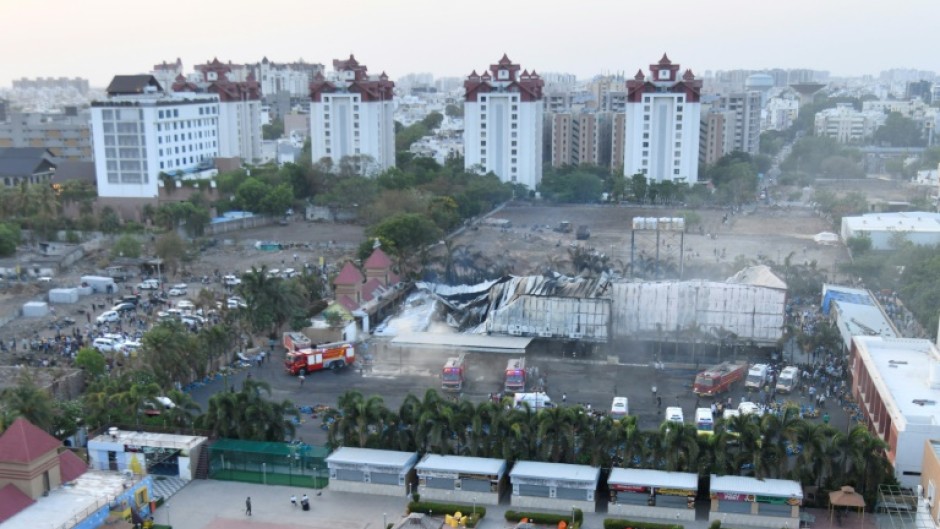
[299,375,305,387]
[245,497,252,516]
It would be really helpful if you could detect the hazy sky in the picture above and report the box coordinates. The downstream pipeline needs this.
[2,0,937,87]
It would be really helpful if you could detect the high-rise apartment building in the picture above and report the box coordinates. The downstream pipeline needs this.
[814,103,885,144]
[309,55,395,174]
[699,109,735,166]
[463,54,544,189]
[610,113,626,172]
[172,59,263,162]
[551,113,600,167]
[254,57,324,99]
[90,75,220,198]
[623,55,702,184]
[0,111,92,160]
[719,91,762,155]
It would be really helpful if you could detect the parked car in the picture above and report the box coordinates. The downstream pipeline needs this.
[177,300,195,312]
[226,297,247,309]
[168,287,186,296]
[137,279,160,290]
[222,275,241,286]
[93,336,124,352]
[121,341,142,355]
[112,302,136,313]
[181,314,205,327]
[96,310,121,324]
[171,283,188,290]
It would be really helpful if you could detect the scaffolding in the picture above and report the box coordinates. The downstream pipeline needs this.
[209,439,330,488]
[876,484,926,529]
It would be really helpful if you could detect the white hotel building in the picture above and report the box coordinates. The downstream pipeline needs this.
[623,54,702,184]
[309,55,395,174]
[463,55,544,190]
[90,75,219,198]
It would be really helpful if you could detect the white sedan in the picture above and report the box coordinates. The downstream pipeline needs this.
[96,310,121,324]
[168,287,187,296]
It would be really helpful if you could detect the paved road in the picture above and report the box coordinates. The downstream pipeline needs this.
[187,335,852,447]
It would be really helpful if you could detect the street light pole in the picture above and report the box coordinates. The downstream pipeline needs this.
[383,512,387,529]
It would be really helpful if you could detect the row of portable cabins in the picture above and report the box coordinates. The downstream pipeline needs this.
[325,447,802,527]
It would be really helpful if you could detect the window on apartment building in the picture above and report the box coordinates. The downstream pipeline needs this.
[512,105,517,111]
[644,96,650,103]
[158,149,163,156]
[511,114,517,120]
[511,132,517,138]
[355,148,360,154]
[481,141,486,147]
[325,148,331,154]
[511,124,517,129]
[481,105,486,111]
[677,106,683,112]
[644,115,650,121]
[353,105,359,111]
[354,123,359,128]
[644,124,649,131]
[511,149,517,155]
[674,169,680,175]
[158,137,162,144]
[481,123,486,129]
[642,160,648,166]
[482,158,486,164]
[643,133,649,139]
[675,142,681,148]
[354,131,359,137]
[644,106,650,112]
[174,109,179,118]
[676,124,682,130]
[675,151,681,157]
[354,114,359,119]
[159,161,164,169]
[643,142,649,148]
[481,96,487,102]
[325,131,330,137]
[675,160,681,165]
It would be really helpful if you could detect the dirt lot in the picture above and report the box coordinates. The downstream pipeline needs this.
[448,203,848,281]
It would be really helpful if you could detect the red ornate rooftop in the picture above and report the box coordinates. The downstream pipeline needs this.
[310,55,394,103]
[333,261,365,286]
[0,418,61,464]
[364,247,392,269]
[464,54,544,103]
[625,53,702,103]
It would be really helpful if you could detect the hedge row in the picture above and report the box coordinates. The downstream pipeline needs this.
[603,519,683,529]
[407,501,486,528]
[506,508,584,524]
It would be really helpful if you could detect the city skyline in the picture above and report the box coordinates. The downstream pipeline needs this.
[1,0,938,88]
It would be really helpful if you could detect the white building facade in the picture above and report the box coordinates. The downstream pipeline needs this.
[90,76,219,198]
[463,55,544,190]
[624,55,702,183]
[309,55,395,174]
[814,103,885,144]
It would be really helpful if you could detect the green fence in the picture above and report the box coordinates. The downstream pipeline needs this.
[209,439,329,488]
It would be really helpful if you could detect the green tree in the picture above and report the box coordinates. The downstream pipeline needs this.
[141,321,200,388]
[51,399,84,440]
[99,206,121,233]
[154,232,186,276]
[0,373,55,432]
[444,104,463,118]
[75,347,107,378]
[328,390,388,448]
[260,183,294,216]
[539,169,604,203]
[0,223,20,256]
[111,234,142,259]
[421,112,444,131]
[262,118,284,140]
[846,235,873,255]
[196,379,296,441]
[631,173,648,202]
[873,112,926,147]
[369,213,442,258]
[236,177,269,212]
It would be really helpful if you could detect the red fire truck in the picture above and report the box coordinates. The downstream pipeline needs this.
[693,362,748,397]
[504,358,527,393]
[441,354,467,392]
[285,342,355,376]
[283,331,311,352]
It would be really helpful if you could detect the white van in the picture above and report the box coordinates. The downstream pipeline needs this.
[610,397,629,419]
[776,366,800,393]
[665,406,684,424]
[695,408,714,435]
[513,392,553,410]
[745,364,769,390]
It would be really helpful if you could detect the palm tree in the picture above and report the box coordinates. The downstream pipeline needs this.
[329,391,387,448]
[0,373,55,432]
[161,389,202,433]
[659,422,700,472]
[792,421,836,485]
[111,381,162,429]
[536,406,578,462]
